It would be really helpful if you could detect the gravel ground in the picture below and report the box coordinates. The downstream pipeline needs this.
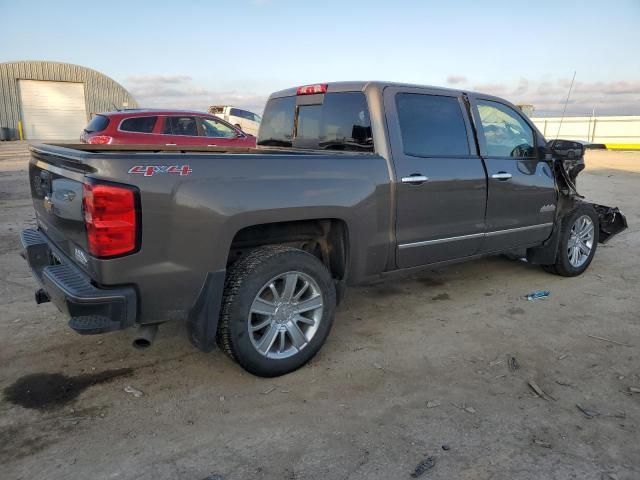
[1,143,639,480]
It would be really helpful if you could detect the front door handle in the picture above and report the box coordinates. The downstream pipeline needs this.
[401,174,429,185]
[165,143,177,146]
[491,172,512,181]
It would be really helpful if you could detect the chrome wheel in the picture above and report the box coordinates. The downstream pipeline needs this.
[248,271,323,359]
[567,215,594,268]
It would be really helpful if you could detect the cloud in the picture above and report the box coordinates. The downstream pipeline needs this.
[125,75,193,84]
[124,75,267,113]
[469,78,640,116]
[446,75,467,85]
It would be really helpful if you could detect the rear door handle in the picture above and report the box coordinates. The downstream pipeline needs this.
[166,143,177,146]
[491,172,512,180]
[401,175,429,185]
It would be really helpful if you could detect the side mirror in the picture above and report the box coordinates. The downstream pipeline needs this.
[547,139,584,160]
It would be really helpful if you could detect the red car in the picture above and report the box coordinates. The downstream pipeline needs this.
[80,109,256,147]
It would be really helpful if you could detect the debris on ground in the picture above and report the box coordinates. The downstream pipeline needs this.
[525,290,550,301]
[602,473,620,480]
[558,354,569,360]
[261,386,276,395]
[587,335,632,347]
[123,385,144,398]
[410,456,435,478]
[373,362,383,370]
[488,358,503,367]
[508,356,520,372]
[576,403,601,418]
[452,402,476,413]
[426,401,441,408]
[533,438,552,448]
[441,444,450,451]
[528,379,556,401]
[555,379,575,387]
[628,386,640,394]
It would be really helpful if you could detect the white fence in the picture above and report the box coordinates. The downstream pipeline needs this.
[530,116,640,147]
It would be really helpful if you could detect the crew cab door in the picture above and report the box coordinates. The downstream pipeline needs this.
[383,87,487,268]
[469,96,557,252]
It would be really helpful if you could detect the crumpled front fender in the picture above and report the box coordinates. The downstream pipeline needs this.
[592,204,628,243]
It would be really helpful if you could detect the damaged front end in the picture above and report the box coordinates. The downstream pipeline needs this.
[551,140,628,244]
[592,204,628,243]
[528,142,628,265]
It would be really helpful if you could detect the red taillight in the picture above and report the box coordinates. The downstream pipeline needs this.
[87,135,113,145]
[83,183,138,257]
[296,84,328,95]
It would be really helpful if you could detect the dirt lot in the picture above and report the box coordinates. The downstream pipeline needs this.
[1,143,638,480]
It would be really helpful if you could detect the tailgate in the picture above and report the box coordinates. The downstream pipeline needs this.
[29,147,91,263]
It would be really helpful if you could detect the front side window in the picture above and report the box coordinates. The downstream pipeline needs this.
[201,118,237,138]
[396,93,469,157]
[119,116,157,133]
[475,100,535,157]
[163,116,198,136]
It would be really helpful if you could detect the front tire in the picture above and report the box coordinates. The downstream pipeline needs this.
[543,204,599,277]
[217,246,336,377]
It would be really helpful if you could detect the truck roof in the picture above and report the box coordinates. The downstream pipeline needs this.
[269,81,466,99]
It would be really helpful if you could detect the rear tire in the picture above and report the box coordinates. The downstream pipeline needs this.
[543,204,599,277]
[217,246,336,377]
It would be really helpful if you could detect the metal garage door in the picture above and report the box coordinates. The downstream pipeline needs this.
[19,80,87,140]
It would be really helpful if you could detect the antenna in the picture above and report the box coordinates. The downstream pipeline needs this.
[111,103,121,112]
[555,71,576,140]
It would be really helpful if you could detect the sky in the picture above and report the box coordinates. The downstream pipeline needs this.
[1,0,639,116]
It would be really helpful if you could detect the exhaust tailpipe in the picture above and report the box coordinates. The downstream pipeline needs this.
[132,324,158,350]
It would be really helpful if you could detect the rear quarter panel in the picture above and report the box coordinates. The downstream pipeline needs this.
[49,148,391,323]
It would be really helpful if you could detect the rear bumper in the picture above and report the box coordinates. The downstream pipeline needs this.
[20,228,137,334]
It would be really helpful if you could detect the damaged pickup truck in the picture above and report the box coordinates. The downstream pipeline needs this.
[20,81,627,377]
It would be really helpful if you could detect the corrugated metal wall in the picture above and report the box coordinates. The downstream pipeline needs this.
[0,61,138,139]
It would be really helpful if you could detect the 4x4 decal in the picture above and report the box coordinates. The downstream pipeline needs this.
[128,165,192,177]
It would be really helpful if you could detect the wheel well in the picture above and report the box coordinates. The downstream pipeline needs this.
[227,219,349,280]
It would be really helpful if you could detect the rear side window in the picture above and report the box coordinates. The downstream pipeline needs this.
[119,116,157,133]
[230,108,257,121]
[259,92,373,151]
[396,93,469,157]
[84,115,109,133]
[163,116,198,136]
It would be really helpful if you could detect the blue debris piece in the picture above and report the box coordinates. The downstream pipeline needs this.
[525,290,550,301]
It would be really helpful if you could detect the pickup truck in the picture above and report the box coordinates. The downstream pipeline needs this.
[20,81,627,377]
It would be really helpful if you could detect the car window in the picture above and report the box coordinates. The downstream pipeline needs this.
[257,96,296,147]
[230,108,249,120]
[475,100,535,157]
[84,114,109,133]
[163,116,198,136]
[258,93,372,151]
[201,118,237,138]
[119,116,157,133]
[253,113,262,123]
[298,92,373,151]
[395,93,469,157]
